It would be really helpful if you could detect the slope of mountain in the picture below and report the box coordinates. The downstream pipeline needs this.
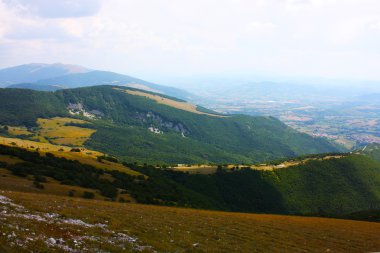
[37,71,194,100]
[0,63,89,87]
[0,86,343,164]
[359,143,380,162]
[0,143,378,216]
[2,191,379,253]
[164,154,380,215]
[5,83,65,92]
[7,69,195,100]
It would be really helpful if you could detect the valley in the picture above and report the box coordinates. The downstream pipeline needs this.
[208,99,380,149]
[194,86,380,150]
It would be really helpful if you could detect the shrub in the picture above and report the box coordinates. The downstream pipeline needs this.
[34,175,47,183]
[82,191,95,199]
[68,190,76,197]
[33,181,44,189]
[45,152,55,158]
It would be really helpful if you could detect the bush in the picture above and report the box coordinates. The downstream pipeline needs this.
[97,155,119,163]
[33,181,44,189]
[34,175,47,183]
[68,190,76,197]
[82,191,95,199]
[45,152,55,158]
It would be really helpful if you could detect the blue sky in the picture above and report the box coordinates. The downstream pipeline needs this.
[0,0,380,81]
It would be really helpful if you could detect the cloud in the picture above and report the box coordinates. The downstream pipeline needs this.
[0,0,380,80]
[246,22,277,34]
[369,19,380,31]
[3,0,102,18]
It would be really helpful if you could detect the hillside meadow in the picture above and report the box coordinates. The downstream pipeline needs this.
[1,190,380,253]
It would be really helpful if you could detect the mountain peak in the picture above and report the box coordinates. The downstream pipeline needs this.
[0,63,90,87]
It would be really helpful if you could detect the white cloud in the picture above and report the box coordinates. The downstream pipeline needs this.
[368,19,380,31]
[246,22,277,34]
[0,0,380,80]
[4,0,102,18]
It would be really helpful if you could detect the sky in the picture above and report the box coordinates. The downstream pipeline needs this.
[0,0,380,81]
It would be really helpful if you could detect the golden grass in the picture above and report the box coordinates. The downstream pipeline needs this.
[0,168,106,200]
[3,190,380,253]
[4,117,96,146]
[6,126,33,136]
[0,136,142,176]
[174,165,218,174]
[37,117,96,146]
[115,88,228,117]
[173,155,346,174]
[249,155,345,171]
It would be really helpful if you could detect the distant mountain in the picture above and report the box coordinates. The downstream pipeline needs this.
[32,70,194,100]
[0,63,89,87]
[174,76,380,101]
[6,83,65,92]
[5,65,194,100]
[0,85,343,164]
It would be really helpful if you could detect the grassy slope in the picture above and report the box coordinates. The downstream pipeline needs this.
[1,191,380,253]
[36,117,96,146]
[0,136,141,176]
[0,168,109,200]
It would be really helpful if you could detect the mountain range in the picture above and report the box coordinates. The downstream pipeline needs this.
[0,63,89,87]
[1,63,194,100]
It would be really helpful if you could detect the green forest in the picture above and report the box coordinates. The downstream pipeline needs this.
[0,86,344,164]
[1,144,379,218]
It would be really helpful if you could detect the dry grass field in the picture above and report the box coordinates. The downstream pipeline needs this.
[0,136,142,176]
[115,88,228,117]
[0,190,379,252]
[3,117,96,146]
[174,165,219,174]
[173,155,346,174]
[37,117,96,146]
[0,168,106,200]
[7,126,33,136]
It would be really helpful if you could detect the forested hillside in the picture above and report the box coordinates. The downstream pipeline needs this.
[1,145,379,216]
[0,86,343,164]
